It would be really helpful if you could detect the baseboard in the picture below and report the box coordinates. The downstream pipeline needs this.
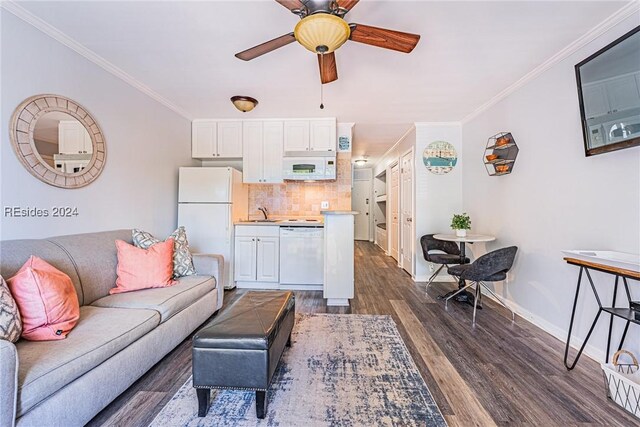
[236,282,323,291]
[478,288,604,363]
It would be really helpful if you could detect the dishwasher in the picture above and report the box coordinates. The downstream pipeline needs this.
[279,227,324,285]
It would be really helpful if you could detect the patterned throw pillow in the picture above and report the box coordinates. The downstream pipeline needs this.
[0,275,22,342]
[132,227,196,278]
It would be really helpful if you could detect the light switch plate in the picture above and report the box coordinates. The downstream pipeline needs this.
[321,201,329,209]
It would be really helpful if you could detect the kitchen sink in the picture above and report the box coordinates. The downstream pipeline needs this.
[248,219,277,223]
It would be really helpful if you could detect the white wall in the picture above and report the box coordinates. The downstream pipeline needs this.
[1,12,194,240]
[414,123,463,281]
[461,13,640,360]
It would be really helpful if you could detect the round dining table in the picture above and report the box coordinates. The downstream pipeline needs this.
[433,233,496,304]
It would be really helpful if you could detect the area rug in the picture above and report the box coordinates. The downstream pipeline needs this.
[149,314,447,427]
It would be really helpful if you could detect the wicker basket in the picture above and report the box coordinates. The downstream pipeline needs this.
[602,350,640,419]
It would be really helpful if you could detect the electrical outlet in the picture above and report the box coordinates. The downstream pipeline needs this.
[321,201,329,209]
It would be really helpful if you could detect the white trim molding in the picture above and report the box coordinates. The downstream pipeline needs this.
[461,1,640,124]
[1,1,193,120]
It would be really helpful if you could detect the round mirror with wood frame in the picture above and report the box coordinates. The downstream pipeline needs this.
[9,94,106,189]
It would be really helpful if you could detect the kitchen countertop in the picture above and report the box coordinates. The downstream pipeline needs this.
[321,210,359,215]
[235,220,324,227]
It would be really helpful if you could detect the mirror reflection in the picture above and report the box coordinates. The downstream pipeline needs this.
[578,29,640,151]
[33,112,93,174]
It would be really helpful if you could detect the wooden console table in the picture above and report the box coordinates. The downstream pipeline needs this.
[563,257,640,370]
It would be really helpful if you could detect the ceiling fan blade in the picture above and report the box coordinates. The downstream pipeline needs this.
[275,0,304,11]
[337,0,359,12]
[318,52,338,84]
[349,24,420,53]
[235,33,296,61]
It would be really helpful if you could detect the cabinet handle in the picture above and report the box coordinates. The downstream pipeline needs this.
[257,238,261,242]
[252,238,255,241]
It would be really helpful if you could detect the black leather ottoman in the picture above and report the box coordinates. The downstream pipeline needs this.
[192,291,295,419]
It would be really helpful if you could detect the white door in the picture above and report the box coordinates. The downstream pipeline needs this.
[263,121,284,183]
[192,121,217,158]
[390,163,400,261]
[310,119,336,152]
[284,120,310,152]
[400,151,413,274]
[606,75,640,113]
[256,237,279,282]
[217,121,243,158]
[242,122,263,183]
[352,178,371,241]
[234,236,256,281]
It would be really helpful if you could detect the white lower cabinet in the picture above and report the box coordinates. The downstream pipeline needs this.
[233,236,256,281]
[234,226,279,284]
[256,237,279,281]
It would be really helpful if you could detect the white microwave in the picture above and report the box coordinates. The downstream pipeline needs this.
[283,156,336,181]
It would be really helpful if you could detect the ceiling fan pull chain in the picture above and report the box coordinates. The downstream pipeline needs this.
[320,53,325,109]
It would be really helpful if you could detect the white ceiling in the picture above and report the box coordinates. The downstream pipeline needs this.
[15,0,629,164]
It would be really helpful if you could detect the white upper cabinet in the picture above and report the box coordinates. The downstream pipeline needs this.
[217,121,243,158]
[192,120,217,158]
[263,121,284,183]
[192,120,242,158]
[242,121,264,184]
[242,121,284,184]
[606,75,640,113]
[583,85,610,119]
[284,120,310,152]
[310,119,336,151]
[582,72,640,119]
[59,121,92,154]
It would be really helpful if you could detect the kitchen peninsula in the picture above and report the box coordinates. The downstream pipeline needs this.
[232,211,357,307]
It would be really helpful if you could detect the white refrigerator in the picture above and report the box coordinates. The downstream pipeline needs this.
[178,167,248,289]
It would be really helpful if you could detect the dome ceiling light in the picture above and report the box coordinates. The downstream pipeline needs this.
[231,96,258,112]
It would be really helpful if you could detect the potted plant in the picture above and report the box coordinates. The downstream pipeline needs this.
[451,213,471,237]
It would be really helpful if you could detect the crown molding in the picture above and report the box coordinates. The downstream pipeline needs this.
[1,1,193,120]
[461,1,640,124]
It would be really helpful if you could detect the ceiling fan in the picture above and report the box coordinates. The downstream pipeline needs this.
[235,0,421,85]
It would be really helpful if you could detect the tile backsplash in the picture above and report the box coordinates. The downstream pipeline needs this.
[248,153,352,218]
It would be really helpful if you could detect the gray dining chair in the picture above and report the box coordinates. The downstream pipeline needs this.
[445,246,518,326]
[420,234,470,291]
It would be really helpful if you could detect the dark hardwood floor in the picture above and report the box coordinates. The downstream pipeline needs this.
[88,242,637,426]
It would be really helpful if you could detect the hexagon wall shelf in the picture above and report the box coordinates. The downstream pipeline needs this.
[483,132,519,176]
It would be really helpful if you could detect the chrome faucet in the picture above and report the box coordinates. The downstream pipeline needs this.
[258,207,269,220]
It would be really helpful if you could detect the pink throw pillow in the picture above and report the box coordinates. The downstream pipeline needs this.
[7,256,80,341]
[111,238,176,294]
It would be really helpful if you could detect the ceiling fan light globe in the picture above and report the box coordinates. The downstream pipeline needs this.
[230,96,258,112]
[294,13,350,54]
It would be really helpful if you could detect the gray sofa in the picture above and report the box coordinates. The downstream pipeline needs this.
[0,230,224,427]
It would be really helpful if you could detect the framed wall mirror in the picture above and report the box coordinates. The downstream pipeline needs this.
[9,94,106,188]
[576,25,640,156]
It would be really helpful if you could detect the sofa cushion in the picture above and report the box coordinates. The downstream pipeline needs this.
[111,239,176,295]
[132,227,196,278]
[8,256,80,341]
[0,239,83,305]
[91,275,216,324]
[16,305,159,417]
[47,230,133,305]
[0,275,22,342]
